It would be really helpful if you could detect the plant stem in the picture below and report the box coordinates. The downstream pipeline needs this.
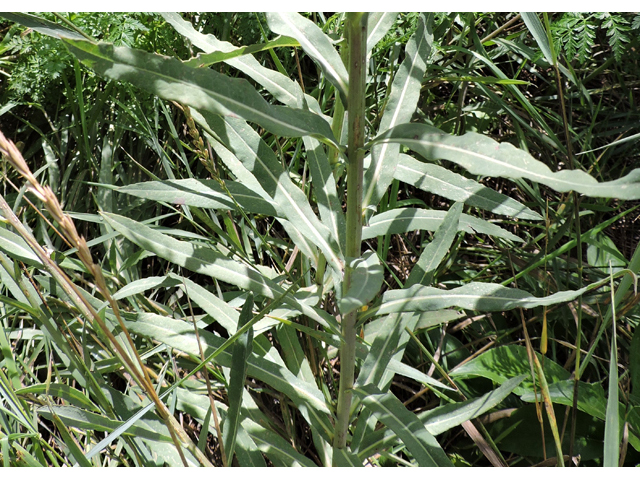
[333,12,367,455]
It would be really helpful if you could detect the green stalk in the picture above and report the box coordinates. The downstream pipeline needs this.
[333,12,367,455]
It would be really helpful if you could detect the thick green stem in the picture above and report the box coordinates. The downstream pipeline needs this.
[333,13,367,454]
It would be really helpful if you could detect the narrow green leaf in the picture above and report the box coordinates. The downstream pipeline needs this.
[184,35,300,68]
[223,294,254,464]
[353,384,453,467]
[37,406,172,443]
[604,271,620,467]
[357,375,526,459]
[266,13,349,102]
[406,202,462,288]
[61,39,338,147]
[521,13,556,66]
[370,123,640,200]
[372,282,593,319]
[304,136,346,255]
[394,154,543,220]
[338,250,383,316]
[363,207,522,243]
[118,178,279,216]
[112,275,181,301]
[0,12,86,40]
[363,13,433,212]
[366,13,398,54]
[49,412,93,467]
[16,384,98,412]
[0,225,43,267]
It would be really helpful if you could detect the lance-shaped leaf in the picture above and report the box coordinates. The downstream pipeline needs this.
[363,207,522,243]
[223,294,254,465]
[184,35,300,68]
[0,226,43,267]
[338,250,383,316]
[0,12,85,40]
[521,13,555,66]
[366,13,398,54]
[362,13,433,213]
[200,113,344,273]
[118,178,279,216]
[406,202,462,288]
[370,282,592,318]
[162,13,326,118]
[356,375,526,459]
[100,212,333,330]
[394,154,543,220]
[353,384,453,467]
[370,123,640,200]
[303,136,346,255]
[266,12,349,102]
[61,38,338,147]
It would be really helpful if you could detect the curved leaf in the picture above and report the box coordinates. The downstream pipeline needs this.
[338,250,383,316]
[62,38,338,147]
[363,13,433,212]
[371,282,593,318]
[363,207,522,243]
[366,13,398,54]
[394,153,543,220]
[370,123,640,200]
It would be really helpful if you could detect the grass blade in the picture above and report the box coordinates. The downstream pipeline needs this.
[604,267,620,467]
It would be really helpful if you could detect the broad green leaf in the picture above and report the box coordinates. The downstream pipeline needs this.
[37,406,172,443]
[184,35,300,68]
[521,13,555,66]
[366,13,398,54]
[362,13,433,213]
[370,123,640,200]
[338,250,383,316]
[0,225,43,267]
[450,345,569,394]
[394,154,543,220]
[126,313,334,442]
[118,178,279,216]
[587,232,626,274]
[405,202,462,288]
[372,282,592,320]
[223,294,254,464]
[304,136,346,254]
[266,13,349,102]
[16,384,98,412]
[363,207,522,243]
[357,375,526,459]
[353,384,453,467]
[61,38,338,147]
[520,379,606,419]
[199,113,344,273]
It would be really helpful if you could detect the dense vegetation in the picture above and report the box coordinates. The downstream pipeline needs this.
[1,12,640,467]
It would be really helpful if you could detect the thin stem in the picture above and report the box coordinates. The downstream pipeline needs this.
[333,12,367,455]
